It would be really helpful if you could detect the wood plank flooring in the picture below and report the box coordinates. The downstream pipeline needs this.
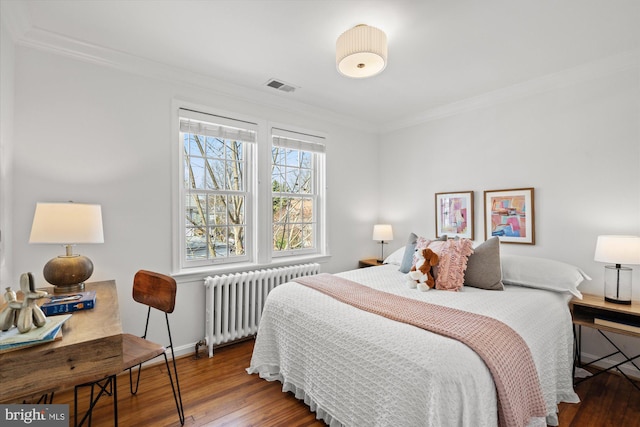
[51,339,639,426]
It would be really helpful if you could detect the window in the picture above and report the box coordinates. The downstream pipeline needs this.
[179,109,257,267]
[176,105,327,271]
[271,128,326,257]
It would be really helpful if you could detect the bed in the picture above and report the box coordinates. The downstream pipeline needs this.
[247,238,586,427]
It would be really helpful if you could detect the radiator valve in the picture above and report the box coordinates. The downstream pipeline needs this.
[194,339,206,359]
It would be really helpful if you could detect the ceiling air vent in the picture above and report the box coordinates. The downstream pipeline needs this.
[265,78,297,93]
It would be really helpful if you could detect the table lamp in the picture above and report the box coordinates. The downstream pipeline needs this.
[594,235,640,304]
[373,224,393,263]
[29,202,104,294]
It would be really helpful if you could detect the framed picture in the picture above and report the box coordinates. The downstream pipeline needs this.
[435,191,474,239]
[484,187,535,244]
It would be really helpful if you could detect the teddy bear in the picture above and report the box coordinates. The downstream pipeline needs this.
[406,248,439,291]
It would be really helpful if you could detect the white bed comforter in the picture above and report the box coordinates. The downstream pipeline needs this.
[247,265,579,427]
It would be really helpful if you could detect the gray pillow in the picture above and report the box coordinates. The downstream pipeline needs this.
[398,233,419,273]
[463,237,504,290]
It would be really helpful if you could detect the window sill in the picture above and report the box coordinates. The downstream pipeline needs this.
[172,254,331,284]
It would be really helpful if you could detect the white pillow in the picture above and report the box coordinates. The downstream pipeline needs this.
[501,254,591,299]
[383,247,405,265]
[500,254,591,299]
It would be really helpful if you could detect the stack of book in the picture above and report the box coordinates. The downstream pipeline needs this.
[0,314,71,353]
[594,317,640,334]
[40,290,96,315]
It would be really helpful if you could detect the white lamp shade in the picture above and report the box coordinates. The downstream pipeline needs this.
[372,224,393,241]
[594,235,640,265]
[29,202,104,244]
[336,24,387,78]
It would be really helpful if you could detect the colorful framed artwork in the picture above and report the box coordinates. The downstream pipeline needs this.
[435,191,474,239]
[484,187,535,244]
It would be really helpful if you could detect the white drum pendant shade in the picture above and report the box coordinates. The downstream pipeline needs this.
[336,25,387,78]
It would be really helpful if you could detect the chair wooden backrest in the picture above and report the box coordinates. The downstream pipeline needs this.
[132,270,176,314]
[130,270,185,424]
[74,270,185,426]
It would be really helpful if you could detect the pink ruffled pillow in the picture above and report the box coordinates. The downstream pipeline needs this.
[428,239,474,291]
[412,235,449,267]
[412,237,434,266]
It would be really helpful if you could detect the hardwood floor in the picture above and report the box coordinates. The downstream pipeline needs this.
[51,339,640,426]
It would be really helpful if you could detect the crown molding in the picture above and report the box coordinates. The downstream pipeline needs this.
[3,3,637,135]
[380,49,640,134]
[7,21,375,133]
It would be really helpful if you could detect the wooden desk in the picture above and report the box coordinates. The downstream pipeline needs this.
[0,280,123,403]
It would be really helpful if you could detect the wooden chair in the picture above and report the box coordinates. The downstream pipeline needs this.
[74,270,185,426]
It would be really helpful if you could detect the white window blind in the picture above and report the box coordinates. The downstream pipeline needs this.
[272,127,325,153]
[180,108,258,143]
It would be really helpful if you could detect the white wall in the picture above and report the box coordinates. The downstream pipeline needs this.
[4,16,639,369]
[0,20,15,289]
[9,46,380,354]
[378,61,640,372]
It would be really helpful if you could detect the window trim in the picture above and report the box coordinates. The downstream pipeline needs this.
[171,100,328,275]
[269,123,327,260]
[178,108,257,269]
[271,148,320,258]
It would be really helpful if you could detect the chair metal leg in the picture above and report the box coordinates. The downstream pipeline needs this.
[163,352,185,425]
[127,354,183,425]
[128,306,151,396]
[127,291,185,425]
[165,314,185,425]
[128,363,143,395]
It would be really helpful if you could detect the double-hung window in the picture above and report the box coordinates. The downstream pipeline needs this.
[176,105,327,272]
[179,109,256,268]
[271,128,326,257]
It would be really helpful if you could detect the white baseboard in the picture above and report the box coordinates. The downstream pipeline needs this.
[174,342,201,358]
[578,351,640,381]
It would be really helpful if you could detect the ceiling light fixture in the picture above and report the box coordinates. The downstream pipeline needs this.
[336,24,387,78]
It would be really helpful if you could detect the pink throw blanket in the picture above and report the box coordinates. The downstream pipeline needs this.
[294,273,546,427]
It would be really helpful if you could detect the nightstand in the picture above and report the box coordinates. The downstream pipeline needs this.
[570,294,640,390]
[358,258,384,268]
